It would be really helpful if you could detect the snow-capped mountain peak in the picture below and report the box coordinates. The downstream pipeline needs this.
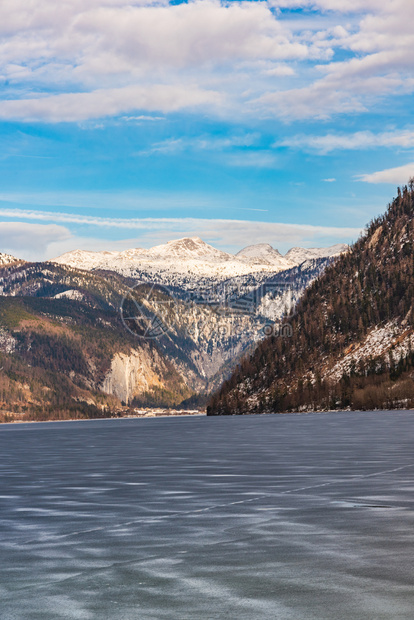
[52,237,347,292]
[52,249,119,271]
[146,237,231,261]
[284,243,348,265]
[236,243,293,269]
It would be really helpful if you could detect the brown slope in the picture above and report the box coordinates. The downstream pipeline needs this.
[208,181,414,414]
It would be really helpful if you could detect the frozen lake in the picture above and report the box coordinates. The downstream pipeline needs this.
[1,411,414,619]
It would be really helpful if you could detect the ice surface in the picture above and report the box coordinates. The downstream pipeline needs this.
[1,412,414,619]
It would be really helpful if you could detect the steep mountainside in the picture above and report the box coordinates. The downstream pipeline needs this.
[208,183,414,415]
[0,263,193,420]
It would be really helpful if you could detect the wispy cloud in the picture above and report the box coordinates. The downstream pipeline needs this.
[138,134,259,156]
[0,207,362,260]
[120,115,165,122]
[0,85,223,123]
[356,163,414,184]
[279,129,414,153]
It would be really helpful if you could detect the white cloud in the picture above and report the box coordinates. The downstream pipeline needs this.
[256,69,403,120]
[0,0,327,122]
[0,222,71,260]
[0,85,222,122]
[263,64,296,77]
[0,1,311,79]
[0,1,412,123]
[279,129,414,153]
[357,163,414,184]
[257,1,414,119]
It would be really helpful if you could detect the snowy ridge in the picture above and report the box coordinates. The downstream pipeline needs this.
[0,252,20,266]
[52,237,347,291]
[285,243,348,265]
[236,243,293,269]
[146,237,230,260]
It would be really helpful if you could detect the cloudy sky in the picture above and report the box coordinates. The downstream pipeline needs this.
[0,0,413,259]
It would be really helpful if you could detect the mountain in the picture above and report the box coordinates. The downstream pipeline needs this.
[284,243,348,265]
[0,236,347,420]
[236,243,293,269]
[52,237,283,295]
[208,182,414,415]
[51,236,344,393]
[52,238,347,293]
[146,236,230,260]
[0,259,275,414]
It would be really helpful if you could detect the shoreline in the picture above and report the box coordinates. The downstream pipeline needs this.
[0,408,206,425]
[2,407,414,425]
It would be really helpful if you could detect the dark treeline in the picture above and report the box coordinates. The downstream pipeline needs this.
[209,182,414,414]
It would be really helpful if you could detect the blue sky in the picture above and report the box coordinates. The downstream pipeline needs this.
[0,0,413,259]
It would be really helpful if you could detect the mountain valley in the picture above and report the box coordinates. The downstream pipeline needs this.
[0,239,345,419]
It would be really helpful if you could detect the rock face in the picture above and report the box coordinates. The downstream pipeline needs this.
[101,348,163,404]
[0,329,16,354]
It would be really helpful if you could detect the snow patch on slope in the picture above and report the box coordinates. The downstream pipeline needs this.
[0,252,20,266]
[54,289,85,301]
[326,321,414,383]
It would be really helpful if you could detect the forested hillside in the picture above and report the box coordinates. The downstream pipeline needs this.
[208,182,414,415]
[0,265,193,421]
